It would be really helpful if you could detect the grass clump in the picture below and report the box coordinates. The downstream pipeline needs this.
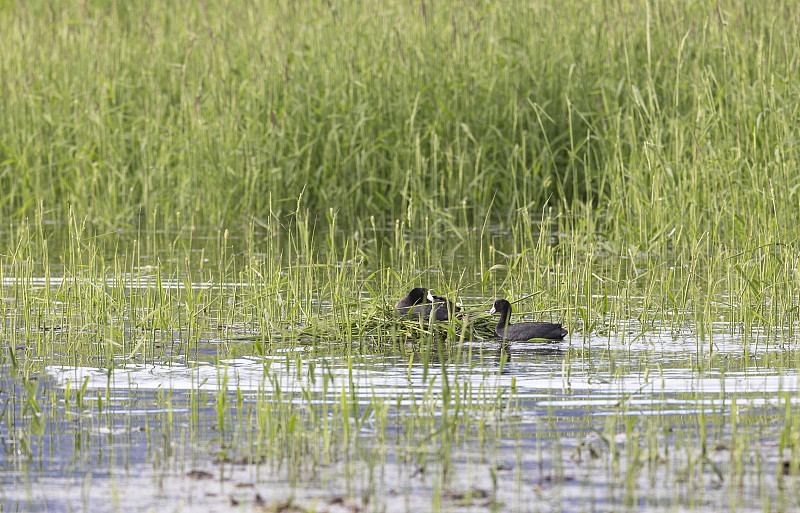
[325,303,498,345]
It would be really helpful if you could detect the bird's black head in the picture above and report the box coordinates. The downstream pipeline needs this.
[407,287,428,305]
[489,299,512,314]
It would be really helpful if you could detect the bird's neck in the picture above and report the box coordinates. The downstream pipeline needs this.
[495,309,511,331]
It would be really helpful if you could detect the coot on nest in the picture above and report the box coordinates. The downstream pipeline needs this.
[395,288,460,321]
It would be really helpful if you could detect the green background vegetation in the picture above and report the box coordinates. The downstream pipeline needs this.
[2,0,798,251]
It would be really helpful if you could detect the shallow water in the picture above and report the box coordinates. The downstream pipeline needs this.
[4,317,800,512]
[2,220,799,513]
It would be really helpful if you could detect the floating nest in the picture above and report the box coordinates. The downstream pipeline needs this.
[332,304,498,343]
[236,304,498,345]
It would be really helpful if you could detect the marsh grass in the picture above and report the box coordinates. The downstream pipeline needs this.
[1,0,799,255]
[3,0,800,511]
[4,213,800,511]
[3,0,800,347]
[2,197,798,370]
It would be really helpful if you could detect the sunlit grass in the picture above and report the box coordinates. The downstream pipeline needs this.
[1,1,798,254]
[2,0,800,511]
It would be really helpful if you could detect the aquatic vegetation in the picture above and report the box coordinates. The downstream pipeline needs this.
[1,202,798,511]
[2,0,800,511]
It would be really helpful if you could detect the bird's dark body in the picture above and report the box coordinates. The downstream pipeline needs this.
[489,299,567,341]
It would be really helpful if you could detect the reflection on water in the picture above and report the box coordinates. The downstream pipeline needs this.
[0,329,796,512]
[45,341,800,406]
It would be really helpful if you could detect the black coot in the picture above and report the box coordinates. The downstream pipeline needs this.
[395,287,427,315]
[395,288,460,321]
[488,299,567,341]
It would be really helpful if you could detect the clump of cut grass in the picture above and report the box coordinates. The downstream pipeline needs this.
[327,303,498,344]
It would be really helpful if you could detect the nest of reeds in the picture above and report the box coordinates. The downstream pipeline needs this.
[333,304,498,343]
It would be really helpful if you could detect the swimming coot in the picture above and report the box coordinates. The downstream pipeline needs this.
[488,299,567,341]
[395,288,460,321]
